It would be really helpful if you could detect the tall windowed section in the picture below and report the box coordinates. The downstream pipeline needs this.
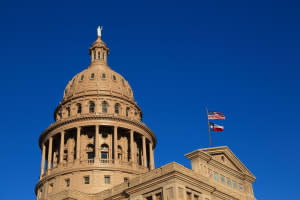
[117,145,123,160]
[98,51,100,60]
[86,143,95,159]
[126,107,130,117]
[66,107,70,117]
[102,101,108,113]
[77,103,82,114]
[101,144,109,162]
[89,102,95,113]
[115,103,120,114]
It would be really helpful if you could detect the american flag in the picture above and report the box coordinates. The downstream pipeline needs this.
[207,111,226,120]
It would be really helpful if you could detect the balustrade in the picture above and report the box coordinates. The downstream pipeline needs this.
[40,125,154,178]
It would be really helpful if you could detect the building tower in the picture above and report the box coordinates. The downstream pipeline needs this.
[35,28,156,199]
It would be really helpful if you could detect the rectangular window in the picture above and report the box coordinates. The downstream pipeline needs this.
[233,182,237,189]
[104,175,110,184]
[65,179,70,187]
[84,176,90,184]
[239,184,243,192]
[214,173,218,181]
[88,152,94,159]
[101,152,108,159]
[221,175,225,183]
[227,178,231,186]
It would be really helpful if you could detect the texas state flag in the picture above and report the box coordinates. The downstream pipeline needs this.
[209,122,224,132]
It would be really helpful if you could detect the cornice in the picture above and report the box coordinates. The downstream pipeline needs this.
[185,149,212,161]
[39,114,156,148]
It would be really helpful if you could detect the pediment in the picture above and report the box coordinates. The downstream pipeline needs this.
[201,146,255,178]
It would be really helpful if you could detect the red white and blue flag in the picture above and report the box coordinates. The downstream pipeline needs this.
[207,111,226,120]
[209,122,224,132]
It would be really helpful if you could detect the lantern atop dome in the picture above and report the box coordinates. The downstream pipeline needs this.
[89,26,109,66]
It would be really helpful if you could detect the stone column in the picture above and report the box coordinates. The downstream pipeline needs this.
[149,141,154,170]
[60,131,65,164]
[130,130,134,162]
[95,125,100,160]
[142,135,147,167]
[47,137,53,170]
[114,126,118,160]
[40,144,46,178]
[76,127,81,162]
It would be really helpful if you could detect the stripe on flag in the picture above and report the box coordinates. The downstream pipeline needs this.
[207,111,226,120]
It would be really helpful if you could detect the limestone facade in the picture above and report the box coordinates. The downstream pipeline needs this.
[35,30,256,200]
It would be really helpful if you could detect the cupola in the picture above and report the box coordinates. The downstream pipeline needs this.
[89,26,109,66]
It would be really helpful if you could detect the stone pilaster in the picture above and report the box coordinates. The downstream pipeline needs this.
[47,137,53,170]
[95,125,100,160]
[40,144,46,178]
[142,135,147,167]
[149,141,154,170]
[130,130,134,162]
[114,126,118,160]
[59,131,65,164]
[76,127,81,162]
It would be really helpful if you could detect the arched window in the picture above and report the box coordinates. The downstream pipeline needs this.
[101,144,109,161]
[91,73,94,79]
[126,107,130,117]
[102,101,108,113]
[80,75,84,80]
[77,103,82,114]
[89,101,95,113]
[94,52,96,60]
[98,51,100,60]
[117,145,123,160]
[66,107,71,117]
[113,75,116,80]
[102,73,106,78]
[102,52,105,60]
[115,103,120,114]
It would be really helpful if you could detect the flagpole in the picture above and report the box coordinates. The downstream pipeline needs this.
[206,108,212,147]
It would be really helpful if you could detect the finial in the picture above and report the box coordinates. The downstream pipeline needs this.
[97,26,103,38]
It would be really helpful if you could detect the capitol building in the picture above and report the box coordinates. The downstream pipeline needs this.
[35,28,256,200]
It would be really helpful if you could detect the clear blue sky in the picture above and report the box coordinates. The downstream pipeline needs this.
[0,0,299,199]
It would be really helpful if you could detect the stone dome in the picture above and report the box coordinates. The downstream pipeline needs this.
[63,64,134,102]
[62,36,134,103]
